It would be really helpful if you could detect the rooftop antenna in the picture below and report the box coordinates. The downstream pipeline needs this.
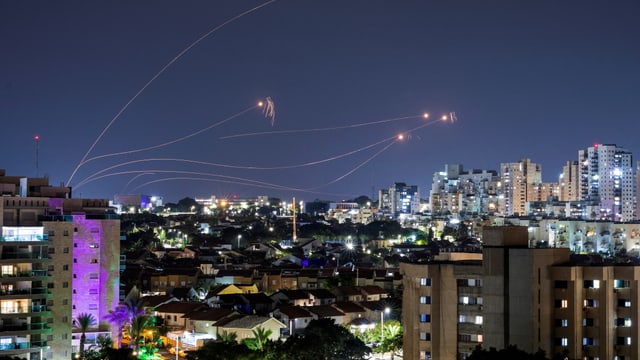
[34,135,40,177]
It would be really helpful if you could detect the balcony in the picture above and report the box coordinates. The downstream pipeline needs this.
[0,322,51,334]
[0,287,49,298]
[0,341,47,353]
[0,270,50,280]
[1,234,49,242]
[0,253,50,261]
[0,305,50,316]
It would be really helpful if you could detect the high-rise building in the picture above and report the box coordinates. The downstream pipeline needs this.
[578,144,634,221]
[559,160,581,202]
[429,164,500,215]
[388,182,420,218]
[500,159,542,216]
[0,170,119,359]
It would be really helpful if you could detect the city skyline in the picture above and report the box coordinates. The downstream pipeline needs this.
[2,1,639,203]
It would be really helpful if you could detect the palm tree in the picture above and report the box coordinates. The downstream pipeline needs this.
[74,313,97,358]
[129,314,149,353]
[218,330,238,344]
[104,305,128,348]
[243,327,272,352]
[123,293,146,324]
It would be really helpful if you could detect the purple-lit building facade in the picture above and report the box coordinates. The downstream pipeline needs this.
[0,170,120,359]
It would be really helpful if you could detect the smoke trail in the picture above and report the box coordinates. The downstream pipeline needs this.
[66,0,278,186]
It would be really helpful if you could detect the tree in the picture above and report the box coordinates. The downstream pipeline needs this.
[282,318,370,360]
[74,313,97,358]
[218,330,238,344]
[243,327,272,352]
[104,305,128,348]
[129,314,150,353]
[377,322,403,359]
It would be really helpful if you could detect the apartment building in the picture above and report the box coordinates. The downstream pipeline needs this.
[0,170,119,359]
[578,144,635,222]
[401,226,570,360]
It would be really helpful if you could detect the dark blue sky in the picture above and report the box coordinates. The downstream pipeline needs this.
[2,1,639,203]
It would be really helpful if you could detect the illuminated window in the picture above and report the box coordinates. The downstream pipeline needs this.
[420,278,431,286]
[420,296,431,304]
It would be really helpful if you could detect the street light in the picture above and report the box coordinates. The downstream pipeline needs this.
[380,307,390,340]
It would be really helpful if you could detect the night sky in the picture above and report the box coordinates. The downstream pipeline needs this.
[2,1,639,203]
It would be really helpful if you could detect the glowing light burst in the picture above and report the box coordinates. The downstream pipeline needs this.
[262,96,276,126]
[65,0,279,187]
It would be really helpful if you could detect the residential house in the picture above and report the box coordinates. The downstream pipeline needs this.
[332,286,364,302]
[307,289,337,305]
[148,268,200,294]
[216,315,286,342]
[331,301,366,324]
[153,302,206,330]
[306,305,345,325]
[182,307,238,342]
[270,289,311,306]
[274,305,314,336]
[360,285,389,301]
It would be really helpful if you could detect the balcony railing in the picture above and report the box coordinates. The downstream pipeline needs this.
[0,270,50,278]
[0,322,50,332]
[0,253,49,260]
[0,286,48,296]
[0,305,48,314]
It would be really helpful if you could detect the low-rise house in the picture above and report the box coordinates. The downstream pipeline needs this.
[331,301,366,324]
[205,283,259,306]
[217,293,275,316]
[332,286,364,302]
[149,268,200,294]
[183,307,238,342]
[142,294,178,309]
[216,315,287,342]
[215,269,255,285]
[306,305,345,325]
[154,302,207,330]
[274,305,314,336]
[270,289,311,306]
[360,285,389,301]
[307,289,336,305]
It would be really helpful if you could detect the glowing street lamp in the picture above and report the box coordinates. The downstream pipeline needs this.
[380,307,390,340]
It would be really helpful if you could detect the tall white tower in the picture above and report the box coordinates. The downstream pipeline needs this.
[578,143,634,221]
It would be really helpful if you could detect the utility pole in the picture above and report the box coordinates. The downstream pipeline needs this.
[292,197,297,242]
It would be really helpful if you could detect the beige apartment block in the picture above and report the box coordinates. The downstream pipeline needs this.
[401,226,571,360]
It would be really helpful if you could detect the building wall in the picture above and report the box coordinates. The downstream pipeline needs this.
[401,226,572,360]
